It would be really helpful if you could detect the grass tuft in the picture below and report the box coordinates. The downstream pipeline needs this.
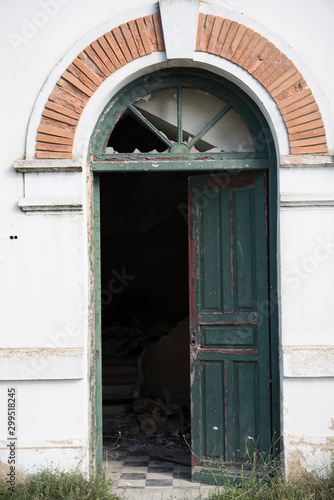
[205,457,334,499]
[0,467,121,499]
[188,435,334,499]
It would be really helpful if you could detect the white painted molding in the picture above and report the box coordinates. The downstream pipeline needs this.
[14,159,82,173]
[280,193,334,208]
[280,154,334,168]
[159,0,200,59]
[283,346,334,377]
[18,197,82,213]
[0,348,84,380]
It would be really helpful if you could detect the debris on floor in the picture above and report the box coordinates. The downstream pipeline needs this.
[102,318,191,455]
[104,397,190,437]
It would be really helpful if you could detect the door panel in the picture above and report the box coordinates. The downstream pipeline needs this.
[189,171,271,481]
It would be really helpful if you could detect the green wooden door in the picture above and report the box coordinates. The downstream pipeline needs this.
[189,170,271,482]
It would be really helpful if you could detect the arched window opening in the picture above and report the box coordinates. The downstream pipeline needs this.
[107,87,255,154]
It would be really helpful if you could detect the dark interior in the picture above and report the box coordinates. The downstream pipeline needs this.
[100,171,191,447]
[107,111,168,153]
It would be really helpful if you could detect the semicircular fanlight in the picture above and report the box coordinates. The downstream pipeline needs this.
[106,87,255,154]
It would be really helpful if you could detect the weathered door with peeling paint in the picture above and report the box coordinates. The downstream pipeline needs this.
[189,170,271,482]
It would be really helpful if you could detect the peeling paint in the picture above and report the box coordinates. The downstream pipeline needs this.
[0,348,82,358]
[0,348,84,380]
[0,460,26,481]
[190,349,197,386]
[87,159,99,471]
[283,346,334,377]
[285,435,334,478]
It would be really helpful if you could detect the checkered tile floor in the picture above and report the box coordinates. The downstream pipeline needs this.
[104,450,218,499]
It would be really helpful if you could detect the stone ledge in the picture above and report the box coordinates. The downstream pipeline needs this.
[280,192,334,208]
[14,159,82,172]
[280,154,333,168]
[18,197,82,213]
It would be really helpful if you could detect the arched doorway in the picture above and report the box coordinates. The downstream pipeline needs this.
[89,68,279,481]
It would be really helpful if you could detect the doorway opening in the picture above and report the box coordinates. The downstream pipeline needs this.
[101,171,192,454]
[90,68,279,478]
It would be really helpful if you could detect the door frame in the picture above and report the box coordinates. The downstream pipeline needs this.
[89,68,280,473]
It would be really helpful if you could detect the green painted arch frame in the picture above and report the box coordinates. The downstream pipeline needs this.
[89,67,277,164]
[90,67,280,473]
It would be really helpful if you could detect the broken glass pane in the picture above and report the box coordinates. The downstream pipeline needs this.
[107,109,168,153]
[106,86,255,153]
[199,108,255,152]
[134,88,178,143]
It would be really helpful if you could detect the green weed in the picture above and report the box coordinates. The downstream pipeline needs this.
[188,435,334,499]
[202,452,334,499]
[0,467,121,499]
[207,468,334,499]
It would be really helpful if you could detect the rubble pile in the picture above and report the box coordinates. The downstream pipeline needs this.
[102,318,191,453]
[104,397,190,443]
[134,397,188,437]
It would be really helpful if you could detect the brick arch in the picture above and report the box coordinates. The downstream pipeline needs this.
[36,13,164,159]
[196,14,327,155]
[35,12,327,159]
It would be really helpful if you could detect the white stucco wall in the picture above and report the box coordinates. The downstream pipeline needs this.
[280,164,334,475]
[0,0,333,479]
